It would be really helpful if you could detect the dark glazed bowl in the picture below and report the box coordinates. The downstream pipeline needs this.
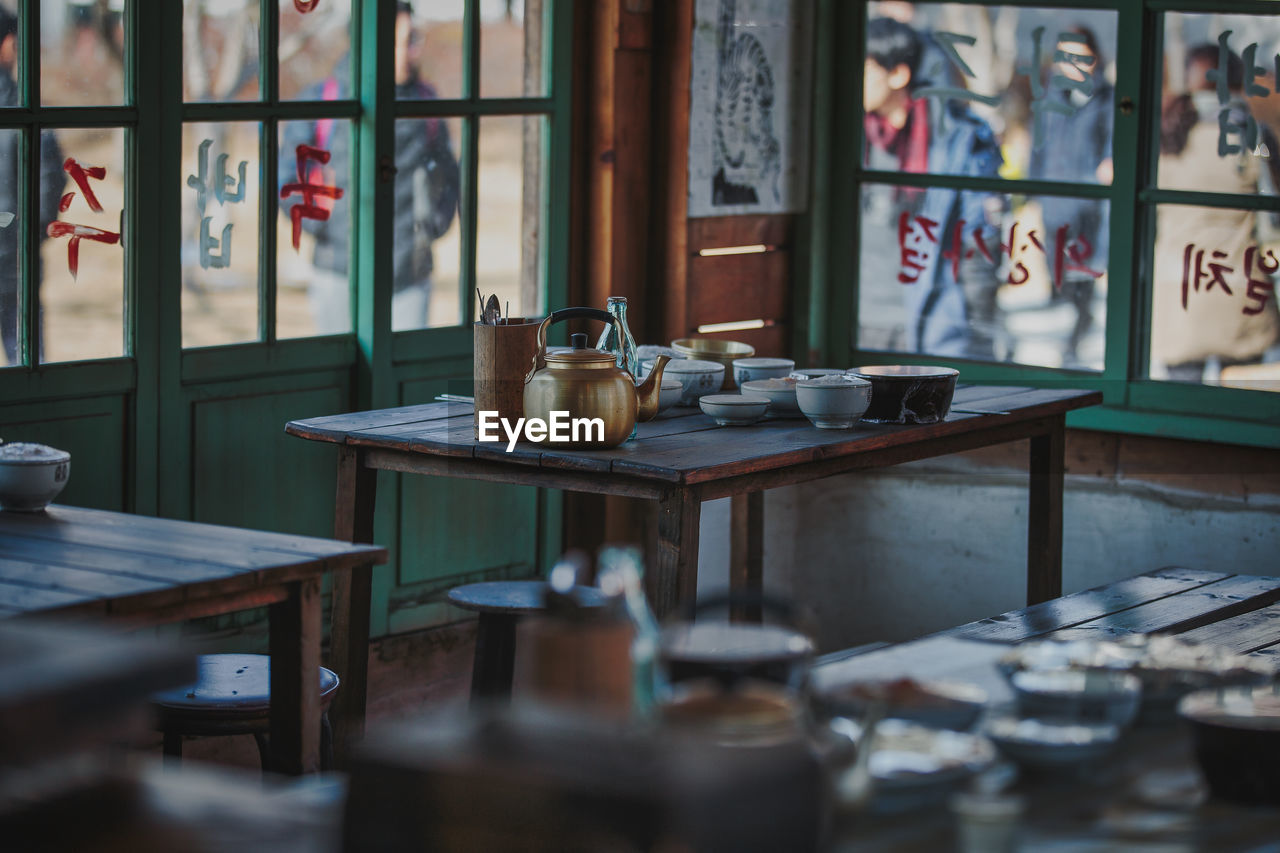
[848,365,959,424]
[1179,683,1280,806]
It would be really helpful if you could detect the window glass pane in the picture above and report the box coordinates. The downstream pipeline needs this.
[280,0,351,101]
[393,115,462,330]
[277,118,353,338]
[0,1,20,109]
[480,0,544,99]
[0,128,20,365]
[858,182,1107,370]
[181,122,261,348]
[1158,13,1280,196]
[474,115,544,326]
[183,0,260,102]
[40,0,126,106]
[1148,203,1280,390]
[40,127,125,363]
[862,3,1116,185]
[398,0,463,101]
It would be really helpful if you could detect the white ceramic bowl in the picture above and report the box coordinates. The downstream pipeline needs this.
[699,394,769,426]
[0,443,71,512]
[740,378,801,417]
[795,376,873,429]
[658,359,726,405]
[983,714,1121,768]
[1010,669,1142,728]
[732,357,796,387]
[657,378,684,413]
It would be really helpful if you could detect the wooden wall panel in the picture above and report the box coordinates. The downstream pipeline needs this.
[687,251,791,326]
[0,396,127,510]
[191,384,345,538]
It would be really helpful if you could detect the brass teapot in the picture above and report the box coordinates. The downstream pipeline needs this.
[524,307,670,449]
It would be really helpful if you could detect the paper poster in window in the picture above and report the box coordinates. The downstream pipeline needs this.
[688,0,812,218]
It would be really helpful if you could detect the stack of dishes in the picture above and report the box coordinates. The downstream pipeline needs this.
[671,338,755,390]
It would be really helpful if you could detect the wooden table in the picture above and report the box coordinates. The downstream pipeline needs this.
[0,505,386,774]
[813,566,1280,850]
[287,385,1100,619]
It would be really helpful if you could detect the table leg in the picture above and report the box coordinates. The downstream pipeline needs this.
[651,487,701,620]
[330,445,377,765]
[269,576,323,775]
[730,492,765,623]
[470,612,518,703]
[1027,417,1065,605]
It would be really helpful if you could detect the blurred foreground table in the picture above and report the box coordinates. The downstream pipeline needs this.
[0,505,386,773]
[288,385,1099,619]
[815,566,1280,850]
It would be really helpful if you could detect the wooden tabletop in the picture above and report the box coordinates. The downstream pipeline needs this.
[286,385,1101,488]
[0,504,387,625]
[814,567,1280,850]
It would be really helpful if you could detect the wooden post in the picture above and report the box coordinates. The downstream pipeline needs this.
[269,576,323,775]
[651,486,701,620]
[1027,418,1066,604]
[729,491,765,622]
[330,446,377,764]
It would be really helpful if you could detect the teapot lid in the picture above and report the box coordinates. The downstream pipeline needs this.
[545,332,617,368]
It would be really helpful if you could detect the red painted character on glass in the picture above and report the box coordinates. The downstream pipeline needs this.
[896,212,938,284]
[281,144,344,252]
[1181,244,1235,310]
[1242,246,1278,315]
[46,157,119,280]
[294,0,320,12]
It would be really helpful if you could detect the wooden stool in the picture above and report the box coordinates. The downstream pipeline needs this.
[151,654,340,771]
[447,581,605,703]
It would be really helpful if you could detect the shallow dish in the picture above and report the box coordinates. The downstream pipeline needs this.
[656,378,684,413]
[672,338,755,390]
[1011,668,1142,728]
[1179,683,1280,805]
[790,368,847,381]
[0,443,71,512]
[831,718,997,814]
[848,365,959,424]
[740,378,801,417]
[818,677,988,731]
[655,359,726,406]
[983,714,1121,768]
[732,357,795,387]
[796,376,872,429]
[699,394,769,426]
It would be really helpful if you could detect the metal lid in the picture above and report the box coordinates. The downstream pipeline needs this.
[545,332,618,368]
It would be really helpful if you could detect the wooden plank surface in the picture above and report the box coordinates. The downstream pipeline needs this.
[1176,602,1280,654]
[287,387,1099,486]
[949,567,1229,643]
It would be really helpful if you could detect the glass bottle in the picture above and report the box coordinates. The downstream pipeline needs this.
[596,296,638,379]
[597,296,639,439]
[597,546,661,719]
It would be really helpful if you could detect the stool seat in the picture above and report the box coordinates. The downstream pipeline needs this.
[447,580,607,615]
[447,581,606,704]
[152,654,340,716]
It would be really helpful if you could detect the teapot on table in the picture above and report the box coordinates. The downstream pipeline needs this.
[523,307,670,449]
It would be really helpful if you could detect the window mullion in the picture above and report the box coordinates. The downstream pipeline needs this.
[261,0,280,344]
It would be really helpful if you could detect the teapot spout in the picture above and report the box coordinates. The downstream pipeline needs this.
[635,355,671,422]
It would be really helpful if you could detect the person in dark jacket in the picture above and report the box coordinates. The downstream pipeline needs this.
[1029,26,1112,367]
[0,8,65,365]
[862,17,1004,359]
[280,1,459,334]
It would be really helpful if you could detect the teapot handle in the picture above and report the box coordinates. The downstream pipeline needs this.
[527,307,627,382]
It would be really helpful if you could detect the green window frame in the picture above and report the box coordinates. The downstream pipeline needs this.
[818,0,1280,449]
[0,0,573,410]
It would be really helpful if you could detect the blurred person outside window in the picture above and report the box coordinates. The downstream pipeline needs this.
[280,0,459,334]
[1028,26,1113,368]
[862,17,1004,359]
[1150,43,1280,383]
[0,8,64,365]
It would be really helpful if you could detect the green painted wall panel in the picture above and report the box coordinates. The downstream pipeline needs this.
[190,383,347,538]
[0,396,128,510]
